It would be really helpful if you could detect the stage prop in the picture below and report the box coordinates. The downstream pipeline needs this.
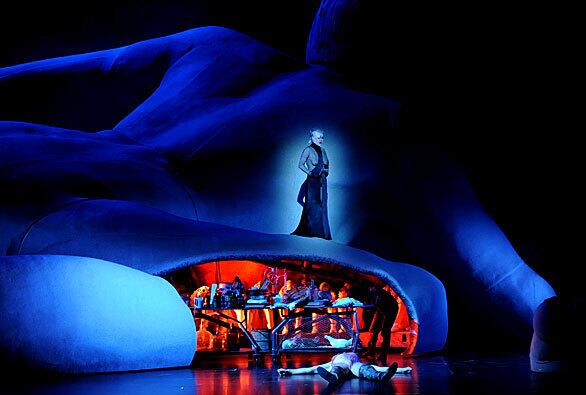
[0,255,196,373]
[190,304,367,361]
[8,199,447,357]
[0,1,556,372]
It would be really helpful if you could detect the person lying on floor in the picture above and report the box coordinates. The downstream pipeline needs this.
[277,352,412,384]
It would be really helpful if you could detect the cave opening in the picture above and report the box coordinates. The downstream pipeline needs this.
[163,259,417,355]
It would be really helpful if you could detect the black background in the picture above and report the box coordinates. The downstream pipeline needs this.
[1,0,582,299]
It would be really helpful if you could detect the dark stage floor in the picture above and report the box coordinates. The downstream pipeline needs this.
[5,352,569,394]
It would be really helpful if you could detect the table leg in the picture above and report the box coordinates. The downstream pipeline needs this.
[353,309,360,352]
[237,321,262,356]
[271,317,291,357]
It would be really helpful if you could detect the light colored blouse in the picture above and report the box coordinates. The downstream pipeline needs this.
[298,145,329,176]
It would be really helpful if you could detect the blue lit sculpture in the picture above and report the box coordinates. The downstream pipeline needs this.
[0,5,554,372]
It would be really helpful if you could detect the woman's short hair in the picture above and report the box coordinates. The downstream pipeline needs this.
[308,128,324,143]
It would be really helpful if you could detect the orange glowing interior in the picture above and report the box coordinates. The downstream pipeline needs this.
[166,259,417,354]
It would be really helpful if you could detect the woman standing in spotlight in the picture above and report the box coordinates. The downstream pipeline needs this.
[291,129,332,240]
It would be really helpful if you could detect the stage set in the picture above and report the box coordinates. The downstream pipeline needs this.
[0,1,582,394]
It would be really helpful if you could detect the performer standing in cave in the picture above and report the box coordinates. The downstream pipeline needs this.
[291,129,332,240]
[363,286,399,360]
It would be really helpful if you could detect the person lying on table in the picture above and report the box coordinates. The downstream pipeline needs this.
[277,351,411,384]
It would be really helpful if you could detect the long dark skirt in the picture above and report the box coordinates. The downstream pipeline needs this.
[291,175,331,240]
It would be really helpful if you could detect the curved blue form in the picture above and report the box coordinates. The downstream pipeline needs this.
[0,255,196,373]
[13,198,447,354]
[0,27,296,132]
[0,24,554,354]
[392,149,556,339]
[0,121,197,255]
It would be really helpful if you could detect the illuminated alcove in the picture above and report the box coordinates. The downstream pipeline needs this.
[165,259,417,354]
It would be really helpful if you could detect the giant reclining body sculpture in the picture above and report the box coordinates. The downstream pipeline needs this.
[0,4,554,373]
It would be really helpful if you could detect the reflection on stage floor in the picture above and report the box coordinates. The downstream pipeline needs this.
[7,352,567,394]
